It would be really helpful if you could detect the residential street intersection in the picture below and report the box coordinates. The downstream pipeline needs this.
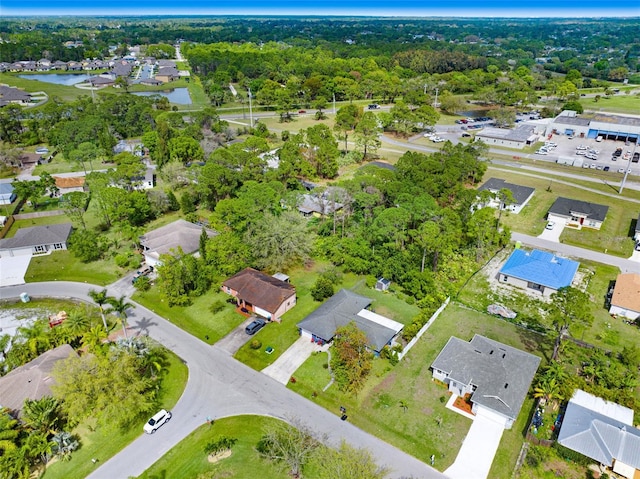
[0,282,445,479]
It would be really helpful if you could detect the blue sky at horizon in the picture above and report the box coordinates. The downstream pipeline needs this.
[1,0,639,17]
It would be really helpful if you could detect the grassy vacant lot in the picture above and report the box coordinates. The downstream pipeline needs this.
[581,92,640,115]
[137,415,288,479]
[42,348,188,479]
[289,301,550,475]
[484,166,638,256]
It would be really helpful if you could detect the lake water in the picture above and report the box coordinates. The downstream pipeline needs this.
[18,73,93,85]
[132,88,192,105]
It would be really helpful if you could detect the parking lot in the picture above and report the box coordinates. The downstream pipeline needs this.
[534,133,639,175]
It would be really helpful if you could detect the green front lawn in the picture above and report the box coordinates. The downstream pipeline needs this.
[484,166,639,256]
[289,301,550,474]
[137,415,288,479]
[133,288,244,344]
[580,92,640,115]
[25,251,121,285]
[42,348,188,479]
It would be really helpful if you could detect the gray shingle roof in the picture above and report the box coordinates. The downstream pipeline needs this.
[549,197,609,222]
[297,289,401,352]
[139,219,216,258]
[0,223,72,250]
[298,194,343,215]
[478,178,535,206]
[558,390,640,468]
[431,335,540,421]
[0,344,77,415]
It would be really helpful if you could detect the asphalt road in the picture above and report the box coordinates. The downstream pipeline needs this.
[0,282,445,479]
[511,232,640,274]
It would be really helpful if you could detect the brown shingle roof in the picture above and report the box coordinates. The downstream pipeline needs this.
[611,273,640,313]
[0,344,77,415]
[54,176,85,188]
[222,268,295,314]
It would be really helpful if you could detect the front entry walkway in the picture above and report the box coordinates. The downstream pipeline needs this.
[262,336,329,385]
[444,412,505,479]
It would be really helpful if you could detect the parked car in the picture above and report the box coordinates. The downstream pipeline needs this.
[603,166,610,171]
[545,221,555,230]
[535,149,548,155]
[367,104,381,110]
[298,110,306,114]
[461,133,471,138]
[613,148,623,157]
[144,409,172,434]
[633,152,640,163]
[575,145,588,150]
[245,318,266,335]
[596,136,603,142]
[132,265,153,284]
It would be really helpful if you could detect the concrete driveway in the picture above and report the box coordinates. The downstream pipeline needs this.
[262,336,329,385]
[537,221,564,242]
[215,316,259,355]
[444,414,505,479]
[0,282,445,479]
[0,255,32,286]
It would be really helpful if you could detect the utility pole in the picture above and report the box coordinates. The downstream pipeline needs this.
[248,87,253,127]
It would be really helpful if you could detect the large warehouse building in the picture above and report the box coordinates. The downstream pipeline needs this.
[546,110,640,143]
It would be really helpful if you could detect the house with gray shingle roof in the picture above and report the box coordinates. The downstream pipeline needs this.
[0,344,77,416]
[431,335,540,429]
[558,390,640,479]
[297,289,404,354]
[0,223,72,258]
[547,197,609,230]
[139,219,216,267]
[477,178,535,214]
[0,183,15,205]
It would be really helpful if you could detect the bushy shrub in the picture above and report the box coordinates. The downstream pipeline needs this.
[209,300,226,315]
[250,339,262,350]
[115,254,130,268]
[134,276,151,291]
[311,276,334,302]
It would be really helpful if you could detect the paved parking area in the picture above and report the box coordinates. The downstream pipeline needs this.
[444,414,505,479]
[0,255,32,286]
[262,336,329,385]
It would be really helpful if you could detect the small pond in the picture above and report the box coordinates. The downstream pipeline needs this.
[18,73,93,85]
[132,88,192,105]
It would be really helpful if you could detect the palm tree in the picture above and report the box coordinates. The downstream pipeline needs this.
[106,295,133,340]
[51,431,78,461]
[533,377,564,407]
[88,289,110,331]
[22,397,60,435]
[17,320,51,358]
[63,308,91,341]
[81,326,108,354]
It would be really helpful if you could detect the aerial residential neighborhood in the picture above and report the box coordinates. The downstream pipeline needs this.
[0,13,640,479]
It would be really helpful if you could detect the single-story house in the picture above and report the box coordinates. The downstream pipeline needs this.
[54,176,86,195]
[477,178,535,214]
[0,85,32,106]
[18,153,42,168]
[87,76,115,88]
[558,390,640,479]
[431,334,540,429]
[0,344,77,416]
[139,78,163,86]
[609,273,640,320]
[498,248,579,297]
[297,193,344,218]
[475,124,540,150]
[547,197,609,231]
[0,223,73,258]
[155,66,179,83]
[133,168,155,190]
[221,267,296,322]
[139,219,217,267]
[297,289,404,354]
[0,183,16,205]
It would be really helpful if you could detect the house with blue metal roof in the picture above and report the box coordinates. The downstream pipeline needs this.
[498,248,579,297]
